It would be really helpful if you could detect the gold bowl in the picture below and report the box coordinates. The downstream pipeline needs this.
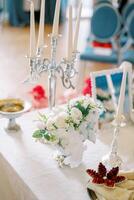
[0,98,31,131]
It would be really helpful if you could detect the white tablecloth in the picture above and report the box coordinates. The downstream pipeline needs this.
[0,109,134,200]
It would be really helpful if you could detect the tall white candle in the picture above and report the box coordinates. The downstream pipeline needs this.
[52,0,61,36]
[116,66,127,121]
[37,0,45,51]
[30,1,36,57]
[67,6,73,61]
[73,2,82,52]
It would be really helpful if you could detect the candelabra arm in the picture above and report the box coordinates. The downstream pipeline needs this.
[57,51,78,90]
[57,65,75,89]
[38,59,50,74]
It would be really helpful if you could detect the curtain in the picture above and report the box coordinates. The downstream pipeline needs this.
[7,0,68,27]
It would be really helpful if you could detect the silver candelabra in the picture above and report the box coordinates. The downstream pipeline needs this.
[25,34,78,109]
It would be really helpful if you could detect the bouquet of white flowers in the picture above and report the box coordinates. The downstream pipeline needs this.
[33,95,101,168]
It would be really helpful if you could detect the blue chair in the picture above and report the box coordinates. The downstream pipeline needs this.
[123,1,134,21]
[0,0,3,12]
[120,1,134,46]
[7,0,29,26]
[6,0,67,27]
[91,4,121,41]
[122,11,134,64]
[0,0,5,26]
[80,3,121,64]
[96,0,112,5]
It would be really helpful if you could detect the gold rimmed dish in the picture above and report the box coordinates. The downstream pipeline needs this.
[0,98,31,131]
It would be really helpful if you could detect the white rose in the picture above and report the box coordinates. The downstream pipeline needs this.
[70,107,82,124]
[56,129,67,138]
[52,106,64,115]
[69,96,82,107]
[89,98,96,105]
[47,112,55,119]
[46,118,55,131]
[36,121,45,130]
[85,96,96,107]
[83,99,89,109]
[54,112,68,129]
[69,99,77,108]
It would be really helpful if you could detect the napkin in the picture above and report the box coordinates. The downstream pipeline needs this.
[118,180,134,190]
[120,171,134,180]
[87,171,134,200]
[96,193,106,200]
[87,182,132,200]
[129,192,134,200]
[118,171,134,191]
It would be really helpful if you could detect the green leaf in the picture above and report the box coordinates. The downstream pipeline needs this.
[50,134,57,142]
[43,133,51,141]
[38,112,47,122]
[33,130,45,138]
[75,102,89,117]
[33,129,57,142]
[43,131,57,142]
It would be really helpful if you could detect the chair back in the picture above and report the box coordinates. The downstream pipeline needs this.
[96,0,112,5]
[127,11,134,41]
[0,0,4,12]
[123,1,134,21]
[91,3,121,42]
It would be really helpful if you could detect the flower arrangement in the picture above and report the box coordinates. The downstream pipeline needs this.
[33,95,100,142]
[87,163,126,188]
[33,95,101,167]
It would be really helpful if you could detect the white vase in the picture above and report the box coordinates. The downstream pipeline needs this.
[53,129,87,168]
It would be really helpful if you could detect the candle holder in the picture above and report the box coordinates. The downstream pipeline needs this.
[102,120,123,168]
[24,34,78,109]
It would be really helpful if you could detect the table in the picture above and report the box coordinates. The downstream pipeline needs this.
[0,109,134,200]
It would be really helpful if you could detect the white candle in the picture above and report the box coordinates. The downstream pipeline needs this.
[37,0,45,51]
[30,1,36,57]
[52,0,61,36]
[73,2,82,52]
[116,66,127,121]
[67,6,73,61]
